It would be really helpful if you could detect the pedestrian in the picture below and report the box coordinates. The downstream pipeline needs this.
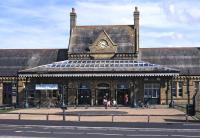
[112,99,117,107]
[124,94,128,105]
[107,99,111,107]
[103,97,107,109]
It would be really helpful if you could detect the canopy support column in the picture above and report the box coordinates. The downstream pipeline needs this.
[24,78,29,108]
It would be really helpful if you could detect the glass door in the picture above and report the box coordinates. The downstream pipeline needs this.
[144,83,160,105]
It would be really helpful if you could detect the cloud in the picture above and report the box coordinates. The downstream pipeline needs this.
[0,0,70,49]
[142,32,185,40]
[0,0,199,49]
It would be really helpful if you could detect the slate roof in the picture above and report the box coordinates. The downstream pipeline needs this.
[18,59,179,77]
[0,49,67,77]
[140,47,200,75]
[69,25,135,53]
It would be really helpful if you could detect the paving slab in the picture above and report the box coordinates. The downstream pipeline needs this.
[0,107,194,123]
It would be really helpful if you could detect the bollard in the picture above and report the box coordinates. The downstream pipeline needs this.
[112,115,114,123]
[148,115,150,123]
[18,113,21,120]
[63,109,65,121]
[78,114,80,122]
[46,114,49,121]
[185,114,188,122]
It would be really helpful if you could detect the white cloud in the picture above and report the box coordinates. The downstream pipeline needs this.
[142,32,185,40]
[0,0,199,49]
[0,1,70,49]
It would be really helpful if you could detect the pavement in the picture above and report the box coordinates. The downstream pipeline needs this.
[0,107,195,123]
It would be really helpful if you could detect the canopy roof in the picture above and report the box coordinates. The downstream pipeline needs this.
[18,60,179,77]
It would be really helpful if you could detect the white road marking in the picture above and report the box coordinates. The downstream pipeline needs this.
[87,132,123,136]
[54,132,84,135]
[26,130,51,134]
[15,130,22,133]
[172,135,200,137]
[127,134,168,137]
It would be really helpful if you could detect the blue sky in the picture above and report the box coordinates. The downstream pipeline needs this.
[0,0,200,49]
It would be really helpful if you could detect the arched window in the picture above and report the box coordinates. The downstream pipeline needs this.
[117,83,128,89]
[97,83,109,88]
[79,83,90,89]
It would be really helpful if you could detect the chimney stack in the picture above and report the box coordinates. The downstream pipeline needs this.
[134,6,140,57]
[70,8,77,31]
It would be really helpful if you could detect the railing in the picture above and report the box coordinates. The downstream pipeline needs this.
[0,112,189,123]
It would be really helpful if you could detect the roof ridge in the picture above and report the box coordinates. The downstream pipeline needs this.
[76,24,134,27]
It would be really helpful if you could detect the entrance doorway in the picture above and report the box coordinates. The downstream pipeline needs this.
[144,83,160,105]
[116,83,129,105]
[78,89,91,105]
[3,83,12,105]
[96,83,110,105]
[32,90,60,108]
[33,84,60,108]
[77,83,91,105]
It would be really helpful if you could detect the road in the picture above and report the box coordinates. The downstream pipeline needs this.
[0,120,200,138]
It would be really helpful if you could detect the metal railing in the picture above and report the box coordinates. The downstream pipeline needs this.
[0,112,189,123]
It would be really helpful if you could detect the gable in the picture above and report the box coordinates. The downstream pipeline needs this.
[69,25,135,53]
[89,30,117,59]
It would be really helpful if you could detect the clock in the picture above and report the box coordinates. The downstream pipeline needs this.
[98,40,108,49]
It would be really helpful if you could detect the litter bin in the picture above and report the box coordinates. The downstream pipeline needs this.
[186,104,195,116]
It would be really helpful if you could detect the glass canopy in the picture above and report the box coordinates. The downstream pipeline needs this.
[47,60,158,68]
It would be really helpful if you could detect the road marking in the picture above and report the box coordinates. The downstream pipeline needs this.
[127,134,168,137]
[26,130,51,134]
[87,132,123,136]
[54,132,84,135]
[15,131,22,133]
[172,135,200,137]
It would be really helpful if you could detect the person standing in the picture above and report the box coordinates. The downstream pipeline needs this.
[103,96,107,109]
[124,94,128,105]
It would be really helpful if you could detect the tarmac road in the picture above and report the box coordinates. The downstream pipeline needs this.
[0,120,200,138]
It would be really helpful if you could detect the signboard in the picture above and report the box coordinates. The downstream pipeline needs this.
[35,84,58,90]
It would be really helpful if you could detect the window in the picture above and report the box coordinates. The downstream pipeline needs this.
[178,82,183,97]
[172,81,177,97]
[144,83,160,98]
[194,82,199,93]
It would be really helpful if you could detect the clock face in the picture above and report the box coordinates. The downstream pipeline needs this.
[98,40,108,49]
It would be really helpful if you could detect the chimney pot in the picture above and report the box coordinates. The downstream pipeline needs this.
[72,8,75,13]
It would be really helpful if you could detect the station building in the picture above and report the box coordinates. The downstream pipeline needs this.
[0,7,199,108]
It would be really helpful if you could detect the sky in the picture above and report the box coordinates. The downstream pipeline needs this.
[0,0,200,49]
